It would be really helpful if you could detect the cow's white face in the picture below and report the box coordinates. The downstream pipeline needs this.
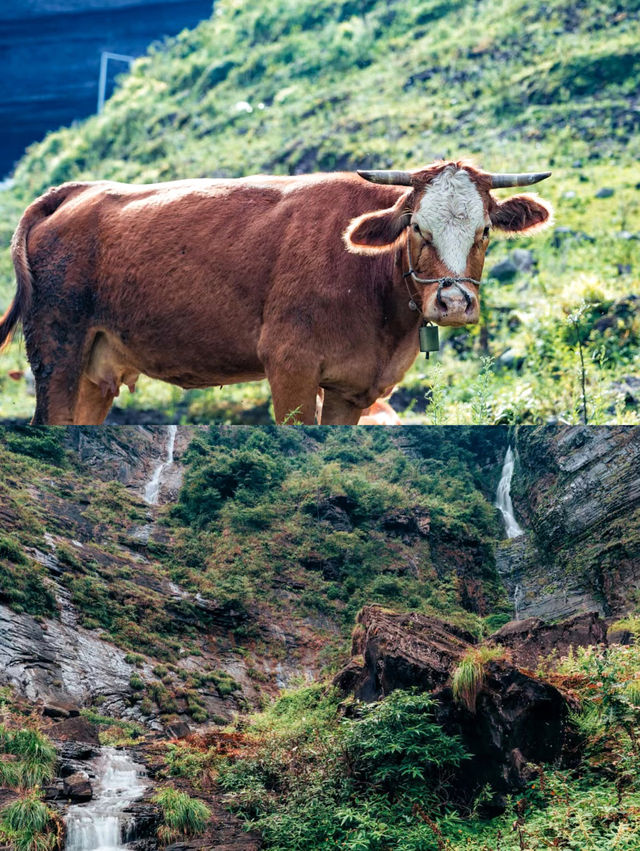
[344,160,554,328]
[412,168,487,276]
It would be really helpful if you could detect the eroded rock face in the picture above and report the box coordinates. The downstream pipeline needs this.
[489,612,607,669]
[0,602,137,718]
[498,427,640,621]
[334,606,571,806]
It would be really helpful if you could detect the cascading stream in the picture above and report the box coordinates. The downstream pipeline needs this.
[65,747,146,851]
[495,446,524,538]
[144,425,177,505]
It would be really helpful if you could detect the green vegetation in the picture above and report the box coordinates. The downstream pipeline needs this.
[153,787,211,845]
[451,646,504,712]
[212,644,640,850]
[0,726,57,790]
[0,791,62,851]
[0,533,56,617]
[0,0,638,423]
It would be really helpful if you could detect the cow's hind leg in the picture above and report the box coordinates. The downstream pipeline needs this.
[319,388,362,424]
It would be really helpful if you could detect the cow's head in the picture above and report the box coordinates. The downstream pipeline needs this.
[343,161,553,326]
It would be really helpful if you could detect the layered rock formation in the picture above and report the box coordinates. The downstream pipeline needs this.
[497,426,640,621]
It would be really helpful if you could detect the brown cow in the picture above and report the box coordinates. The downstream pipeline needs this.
[0,161,552,424]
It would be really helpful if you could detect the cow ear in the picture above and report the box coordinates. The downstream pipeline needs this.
[343,193,412,255]
[490,193,554,236]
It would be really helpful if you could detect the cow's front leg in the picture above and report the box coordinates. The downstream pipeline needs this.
[267,363,320,425]
[320,387,362,424]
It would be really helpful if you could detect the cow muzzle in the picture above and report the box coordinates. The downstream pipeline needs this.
[424,279,479,326]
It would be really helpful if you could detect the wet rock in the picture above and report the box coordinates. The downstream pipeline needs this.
[63,771,92,801]
[595,186,615,198]
[489,612,607,669]
[436,661,568,809]
[48,716,100,746]
[489,257,518,281]
[0,602,141,721]
[57,740,98,761]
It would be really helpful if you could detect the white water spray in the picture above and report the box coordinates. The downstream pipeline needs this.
[513,584,524,620]
[65,748,146,851]
[144,425,177,505]
[495,446,523,538]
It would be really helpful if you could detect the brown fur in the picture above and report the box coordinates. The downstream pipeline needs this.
[2,164,552,425]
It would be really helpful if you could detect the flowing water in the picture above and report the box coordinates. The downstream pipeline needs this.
[65,747,146,851]
[143,425,177,505]
[495,446,524,538]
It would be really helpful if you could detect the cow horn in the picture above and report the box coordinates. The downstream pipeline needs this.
[357,169,413,186]
[489,171,552,188]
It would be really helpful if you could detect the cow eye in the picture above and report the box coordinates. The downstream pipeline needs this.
[483,226,490,239]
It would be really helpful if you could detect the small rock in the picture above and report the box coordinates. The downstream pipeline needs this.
[561,190,576,199]
[595,187,615,198]
[617,263,632,275]
[43,702,80,720]
[165,721,191,739]
[617,231,639,240]
[510,248,535,272]
[571,160,583,168]
[57,741,97,761]
[489,257,518,281]
[63,771,92,802]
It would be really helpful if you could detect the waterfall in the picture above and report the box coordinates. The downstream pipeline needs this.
[513,584,524,620]
[65,747,146,851]
[495,446,523,538]
[144,425,177,505]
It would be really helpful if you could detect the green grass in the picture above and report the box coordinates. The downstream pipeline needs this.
[451,646,505,712]
[0,726,57,791]
[153,787,211,844]
[0,0,638,424]
[0,791,61,851]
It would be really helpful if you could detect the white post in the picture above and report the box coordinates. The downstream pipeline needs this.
[97,51,135,114]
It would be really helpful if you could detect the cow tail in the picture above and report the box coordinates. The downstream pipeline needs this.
[0,183,84,351]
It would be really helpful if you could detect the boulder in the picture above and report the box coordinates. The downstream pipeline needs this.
[489,612,607,669]
[165,721,192,739]
[43,702,81,720]
[334,606,474,701]
[63,771,92,802]
[510,248,535,272]
[436,661,568,809]
[595,187,615,198]
[48,715,100,746]
[335,607,572,808]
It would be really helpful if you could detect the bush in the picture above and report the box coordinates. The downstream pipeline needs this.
[451,646,504,712]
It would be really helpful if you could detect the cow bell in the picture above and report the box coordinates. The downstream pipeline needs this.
[419,323,439,359]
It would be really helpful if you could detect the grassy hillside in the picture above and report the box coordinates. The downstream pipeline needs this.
[0,0,639,422]
[0,426,509,721]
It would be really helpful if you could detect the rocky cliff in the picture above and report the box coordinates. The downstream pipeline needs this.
[498,426,640,621]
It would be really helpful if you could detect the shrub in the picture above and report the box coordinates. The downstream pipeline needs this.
[345,690,468,800]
